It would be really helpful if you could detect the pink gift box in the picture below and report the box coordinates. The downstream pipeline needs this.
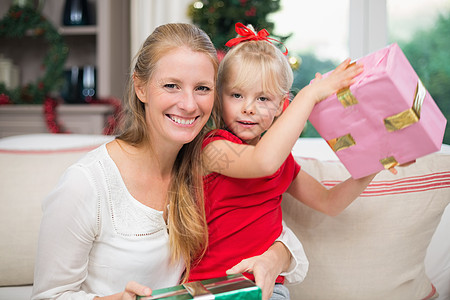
[308,43,447,179]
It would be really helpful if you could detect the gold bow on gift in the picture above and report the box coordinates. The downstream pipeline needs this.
[384,79,426,132]
[327,79,427,171]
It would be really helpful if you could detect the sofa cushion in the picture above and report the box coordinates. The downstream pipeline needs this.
[282,152,450,300]
[0,134,113,287]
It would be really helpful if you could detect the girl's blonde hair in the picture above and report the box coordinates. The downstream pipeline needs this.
[115,23,219,281]
[215,37,293,129]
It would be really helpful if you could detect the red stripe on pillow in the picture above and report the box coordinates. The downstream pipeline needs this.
[421,284,437,300]
[320,172,450,197]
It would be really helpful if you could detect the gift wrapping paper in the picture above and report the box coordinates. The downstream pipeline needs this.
[308,43,447,179]
[137,274,261,299]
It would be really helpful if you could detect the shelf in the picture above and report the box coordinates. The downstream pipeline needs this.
[59,25,98,36]
[0,104,115,137]
[0,0,130,136]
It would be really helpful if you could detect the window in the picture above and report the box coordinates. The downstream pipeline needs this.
[268,0,449,142]
[388,0,450,144]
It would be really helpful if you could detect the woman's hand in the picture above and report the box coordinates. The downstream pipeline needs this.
[226,242,291,300]
[95,281,152,300]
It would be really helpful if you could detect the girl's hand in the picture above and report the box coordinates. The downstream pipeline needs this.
[388,160,416,175]
[95,281,152,300]
[310,58,364,104]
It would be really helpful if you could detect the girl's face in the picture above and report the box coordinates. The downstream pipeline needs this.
[221,67,284,145]
[135,47,215,148]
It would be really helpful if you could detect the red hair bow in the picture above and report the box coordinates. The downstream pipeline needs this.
[225,22,288,55]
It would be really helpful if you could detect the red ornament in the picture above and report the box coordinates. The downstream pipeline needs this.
[0,93,12,105]
[11,11,22,19]
[245,6,256,16]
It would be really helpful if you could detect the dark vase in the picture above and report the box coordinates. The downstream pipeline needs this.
[62,0,90,26]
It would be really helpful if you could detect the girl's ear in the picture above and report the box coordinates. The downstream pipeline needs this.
[275,96,289,117]
[134,73,148,103]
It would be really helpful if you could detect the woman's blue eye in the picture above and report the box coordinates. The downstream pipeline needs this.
[197,86,211,92]
[164,83,177,89]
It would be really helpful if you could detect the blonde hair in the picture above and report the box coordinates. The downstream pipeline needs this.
[214,37,293,129]
[115,23,219,281]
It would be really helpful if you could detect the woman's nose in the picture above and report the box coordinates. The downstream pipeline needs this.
[178,91,198,112]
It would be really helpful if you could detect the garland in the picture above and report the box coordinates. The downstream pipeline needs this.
[43,97,122,134]
[0,4,122,135]
[0,4,68,104]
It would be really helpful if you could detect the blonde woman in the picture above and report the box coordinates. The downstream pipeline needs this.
[32,23,304,300]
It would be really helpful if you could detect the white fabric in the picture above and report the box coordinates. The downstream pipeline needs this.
[31,144,184,299]
[0,134,114,151]
[276,221,309,284]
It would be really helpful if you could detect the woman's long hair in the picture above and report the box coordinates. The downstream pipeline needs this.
[115,23,219,281]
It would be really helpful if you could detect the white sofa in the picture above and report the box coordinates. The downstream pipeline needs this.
[0,134,449,300]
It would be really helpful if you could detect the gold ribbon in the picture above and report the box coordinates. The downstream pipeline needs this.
[336,62,358,107]
[337,88,358,107]
[380,156,399,170]
[384,79,426,132]
[327,133,356,152]
[183,282,214,299]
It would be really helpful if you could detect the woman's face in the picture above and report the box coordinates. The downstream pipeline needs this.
[135,47,215,148]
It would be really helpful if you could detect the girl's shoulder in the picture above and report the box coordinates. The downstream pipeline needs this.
[203,129,243,149]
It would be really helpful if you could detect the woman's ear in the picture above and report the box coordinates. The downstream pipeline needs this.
[133,73,147,103]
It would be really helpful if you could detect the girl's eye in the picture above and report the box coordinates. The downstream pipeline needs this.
[258,96,269,102]
[232,93,242,99]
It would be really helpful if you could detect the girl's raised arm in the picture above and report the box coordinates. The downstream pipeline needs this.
[203,60,363,178]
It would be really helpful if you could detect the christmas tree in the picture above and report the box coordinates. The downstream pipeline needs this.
[188,0,289,50]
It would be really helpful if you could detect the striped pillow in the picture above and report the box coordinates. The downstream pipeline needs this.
[282,152,450,300]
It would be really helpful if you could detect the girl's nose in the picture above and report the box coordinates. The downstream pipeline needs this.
[242,99,255,115]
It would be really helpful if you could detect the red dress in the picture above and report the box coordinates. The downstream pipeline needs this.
[189,130,301,283]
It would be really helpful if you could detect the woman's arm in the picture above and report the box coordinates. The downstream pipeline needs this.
[204,60,363,178]
[226,241,290,300]
[32,166,100,299]
[287,169,376,216]
[226,221,308,299]
[32,166,154,300]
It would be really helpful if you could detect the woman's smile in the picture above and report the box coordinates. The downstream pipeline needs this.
[167,114,199,126]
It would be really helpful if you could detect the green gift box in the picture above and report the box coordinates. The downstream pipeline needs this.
[137,274,261,299]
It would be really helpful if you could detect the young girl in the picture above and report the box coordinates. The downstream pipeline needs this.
[188,23,376,299]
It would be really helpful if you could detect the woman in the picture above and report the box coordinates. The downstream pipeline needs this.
[31,23,303,300]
